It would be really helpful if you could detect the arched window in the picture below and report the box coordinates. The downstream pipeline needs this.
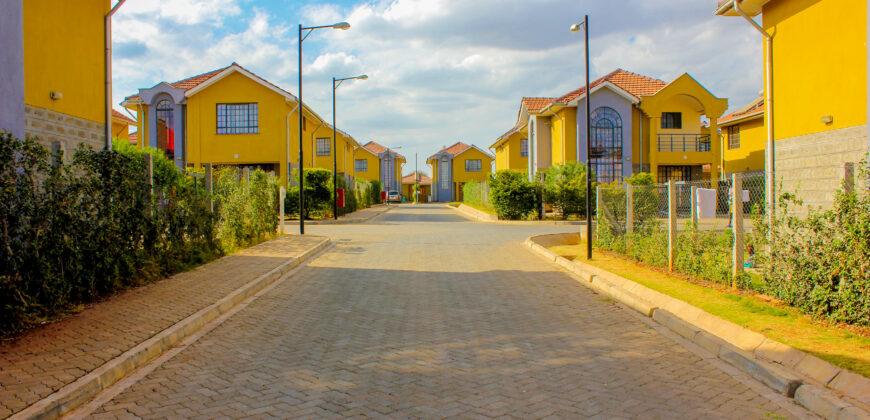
[590,106,623,184]
[156,100,175,161]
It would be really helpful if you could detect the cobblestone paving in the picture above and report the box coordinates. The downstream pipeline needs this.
[90,205,802,419]
[0,235,326,419]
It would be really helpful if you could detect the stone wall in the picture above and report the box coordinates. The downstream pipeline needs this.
[775,124,868,210]
[25,105,105,160]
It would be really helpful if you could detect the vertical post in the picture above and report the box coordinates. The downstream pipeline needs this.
[204,162,213,212]
[298,24,305,234]
[668,180,677,272]
[844,162,855,194]
[145,153,154,195]
[584,14,592,261]
[333,77,338,220]
[625,183,634,251]
[690,186,698,230]
[596,186,602,248]
[732,173,744,287]
[279,186,286,235]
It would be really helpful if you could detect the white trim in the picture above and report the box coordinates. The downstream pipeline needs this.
[185,64,298,102]
[564,81,640,107]
[453,143,495,160]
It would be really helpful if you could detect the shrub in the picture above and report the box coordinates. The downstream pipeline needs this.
[489,170,536,220]
[462,181,491,210]
[369,180,383,204]
[542,162,596,219]
[283,169,332,219]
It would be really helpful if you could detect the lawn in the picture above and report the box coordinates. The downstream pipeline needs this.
[550,240,870,379]
[448,201,497,215]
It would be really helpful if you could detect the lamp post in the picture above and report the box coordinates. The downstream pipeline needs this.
[333,74,368,220]
[298,21,350,234]
[571,15,592,260]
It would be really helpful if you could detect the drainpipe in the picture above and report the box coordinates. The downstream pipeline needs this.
[638,106,643,173]
[731,0,774,228]
[285,100,300,186]
[104,0,126,150]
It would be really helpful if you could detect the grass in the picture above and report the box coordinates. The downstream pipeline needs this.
[449,201,497,215]
[550,239,870,378]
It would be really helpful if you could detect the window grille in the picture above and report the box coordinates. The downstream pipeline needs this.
[316,138,331,156]
[728,125,740,150]
[217,103,258,134]
[520,139,529,157]
[465,159,482,172]
[355,159,367,172]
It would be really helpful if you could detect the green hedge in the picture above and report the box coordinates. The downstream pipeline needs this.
[462,181,492,210]
[489,170,536,220]
[0,133,279,335]
[542,162,596,218]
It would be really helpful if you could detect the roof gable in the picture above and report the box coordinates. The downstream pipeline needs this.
[718,95,764,125]
[555,69,666,104]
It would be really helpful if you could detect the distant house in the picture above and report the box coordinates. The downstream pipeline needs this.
[111,109,135,144]
[357,141,405,192]
[128,131,138,146]
[401,172,431,202]
[427,142,494,202]
[719,95,765,175]
[491,120,530,173]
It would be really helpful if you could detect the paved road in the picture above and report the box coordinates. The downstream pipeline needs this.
[87,204,805,419]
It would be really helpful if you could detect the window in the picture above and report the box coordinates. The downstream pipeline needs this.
[156,100,175,160]
[217,103,258,134]
[590,106,623,184]
[465,159,482,172]
[661,112,682,129]
[355,159,367,172]
[316,138,331,156]
[382,157,394,190]
[658,165,700,183]
[520,139,529,157]
[728,125,740,150]
[439,159,449,190]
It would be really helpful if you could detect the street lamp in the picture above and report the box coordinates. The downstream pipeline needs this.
[333,74,368,220]
[570,15,592,260]
[298,21,350,234]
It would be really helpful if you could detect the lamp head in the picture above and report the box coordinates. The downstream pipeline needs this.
[570,23,583,32]
[357,74,369,80]
[332,22,351,30]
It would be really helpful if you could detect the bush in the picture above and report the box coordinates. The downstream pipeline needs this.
[369,180,383,205]
[462,181,492,210]
[283,169,332,219]
[753,158,870,326]
[543,162,596,219]
[489,170,536,220]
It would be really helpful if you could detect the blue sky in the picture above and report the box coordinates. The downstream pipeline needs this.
[112,0,763,175]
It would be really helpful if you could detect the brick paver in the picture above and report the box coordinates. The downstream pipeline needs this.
[84,204,809,419]
[0,234,326,419]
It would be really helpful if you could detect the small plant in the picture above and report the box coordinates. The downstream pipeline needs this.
[542,162,596,219]
[489,170,536,220]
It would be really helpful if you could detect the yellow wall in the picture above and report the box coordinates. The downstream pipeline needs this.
[111,119,130,142]
[723,116,766,173]
[452,148,494,183]
[550,107,577,166]
[763,0,867,139]
[493,130,528,172]
[185,71,294,185]
[23,0,109,123]
[631,107,652,170]
[353,149,380,182]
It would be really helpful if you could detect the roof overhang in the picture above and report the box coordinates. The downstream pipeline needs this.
[563,81,640,108]
[714,0,769,17]
[453,144,495,160]
[718,110,764,127]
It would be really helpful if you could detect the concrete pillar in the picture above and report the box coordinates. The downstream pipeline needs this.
[279,186,286,234]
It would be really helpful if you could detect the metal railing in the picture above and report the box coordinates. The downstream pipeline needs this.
[657,134,711,152]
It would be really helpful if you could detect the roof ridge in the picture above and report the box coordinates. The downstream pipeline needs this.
[170,63,233,86]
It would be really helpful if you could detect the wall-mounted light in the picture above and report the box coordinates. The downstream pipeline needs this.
[50,91,63,100]
[821,115,833,124]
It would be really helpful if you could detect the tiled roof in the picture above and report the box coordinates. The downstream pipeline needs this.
[111,109,136,124]
[128,131,137,146]
[124,64,233,101]
[522,97,556,113]
[362,141,405,159]
[717,95,764,125]
[402,173,431,185]
[555,69,667,104]
[427,142,472,161]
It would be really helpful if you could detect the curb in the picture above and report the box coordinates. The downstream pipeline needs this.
[10,237,332,420]
[448,203,587,226]
[299,205,393,225]
[524,233,870,420]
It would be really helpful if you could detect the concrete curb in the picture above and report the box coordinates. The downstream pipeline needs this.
[10,237,332,420]
[525,233,870,420]
[448,203,587,226]
[300,205,393,225]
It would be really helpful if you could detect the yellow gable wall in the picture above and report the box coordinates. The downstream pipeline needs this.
[493,131,528,172]
[353,150,380,182]
[186,71,293,184]
[111,119,130,142]
[550,107,577,166]
[763,0,867,139]
[23,0,109,123]
[723,117,766,174]
[452,147,493,183]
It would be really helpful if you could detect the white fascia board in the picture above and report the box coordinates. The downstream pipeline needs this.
[565,82,640,107]
[453,144,495,160]
[185,65,298,102]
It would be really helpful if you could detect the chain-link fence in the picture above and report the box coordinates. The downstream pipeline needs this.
[596,171,766,290]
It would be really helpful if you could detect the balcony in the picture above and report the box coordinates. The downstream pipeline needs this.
[657,134,711,152]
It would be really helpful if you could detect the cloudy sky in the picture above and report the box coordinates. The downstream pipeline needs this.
[112,0,763,175]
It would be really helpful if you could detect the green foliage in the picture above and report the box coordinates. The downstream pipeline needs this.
[542,162,596,219]
[462,181,492,210]
[112,139,182,189]
[753,158,870,326]
[489,170,536,220]
[370,180,383,204]
[213,168,279,252]
[283,169,333,219]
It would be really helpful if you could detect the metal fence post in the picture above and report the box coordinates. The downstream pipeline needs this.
[204,163,213,212]
[668,180,677,272]
[144,153,154,195]
[596,185,602,243]
[279,186,286,235]
[732,173,744,287]
[690,186,698,230]
[844,162,855,194]
[625,184,634,250]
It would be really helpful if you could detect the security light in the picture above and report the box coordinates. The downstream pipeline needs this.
[570,23,583,32]
[332,22,351,30]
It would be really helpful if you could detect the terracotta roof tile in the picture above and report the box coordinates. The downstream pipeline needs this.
[362,141,405,159]
[522,97,556,113]
[555,69,667,104]
[124,64,233,102]
[718,95,764,125]
[402,173,431,185]
[111,109,136,124]
[128,131,137,145]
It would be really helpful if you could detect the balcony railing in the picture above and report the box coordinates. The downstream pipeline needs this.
[657,134,711,152]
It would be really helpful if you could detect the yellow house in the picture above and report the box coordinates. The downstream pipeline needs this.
[427,142,494,202]
[112,109,135,143]
[496,69,728,184]
[719,95,765,174]
[1,0,112,155]
[401,172,431,202]
[356,141,406,191]
[122,63,358,186]
[491,120,529,172]
[715,0,868,208]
